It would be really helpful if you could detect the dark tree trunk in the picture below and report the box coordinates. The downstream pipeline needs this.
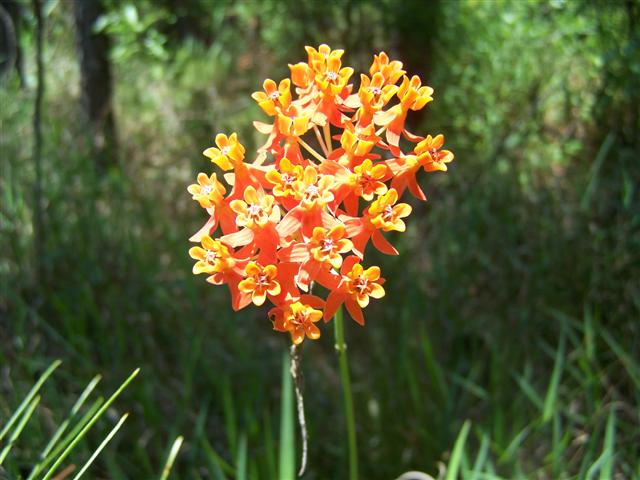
[0,0,25,86]
[73,0,117,170]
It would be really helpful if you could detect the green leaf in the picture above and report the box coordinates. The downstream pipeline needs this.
[72,413,129,480]
[446,420,471,480]
[0,359,61,442]
[159,435,184,480]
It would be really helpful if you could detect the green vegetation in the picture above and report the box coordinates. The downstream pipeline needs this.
[1,0,638,478]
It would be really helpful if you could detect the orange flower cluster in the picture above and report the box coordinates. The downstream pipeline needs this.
[189,45,453,345]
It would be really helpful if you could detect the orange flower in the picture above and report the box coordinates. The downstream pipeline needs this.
[397,75,434,111]
[369,51,405,85]
[293,166,335,210]
[189,235,235,275]
[357,73,398,117]
[323,256,385,325]
[203,133,245,170]
[367,188,412,232]
[308,224,353,269]
[238,262,281,306]
[345,263,385,308]
[187,173,226,209]
[265,158,304,199]
[348,159,388,201]
[415,134,454,172]
[229,186,280,229]
[271,301,323,344]
[306,44,344,74]
[252,78,292,116]
[339,123,378,159]
[276,104,311,137]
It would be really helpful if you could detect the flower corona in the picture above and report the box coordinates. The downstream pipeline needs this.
[188,45,454,344]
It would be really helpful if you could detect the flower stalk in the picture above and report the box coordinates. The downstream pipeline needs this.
[334,306,358,480]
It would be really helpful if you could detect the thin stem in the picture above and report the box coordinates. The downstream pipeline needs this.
[297,137,326,163]
[334,306,358,480]
[313,125,329,157]
[32,0,45,282]
[290,344,308,477]
[375,125,387,137]
[323,124,333,154]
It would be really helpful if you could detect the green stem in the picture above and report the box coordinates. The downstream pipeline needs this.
[334,306,358,480]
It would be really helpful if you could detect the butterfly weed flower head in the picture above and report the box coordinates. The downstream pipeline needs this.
[188,45,454,345]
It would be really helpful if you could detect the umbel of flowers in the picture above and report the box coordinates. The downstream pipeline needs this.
[189,45,453,345]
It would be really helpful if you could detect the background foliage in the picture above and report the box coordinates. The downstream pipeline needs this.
[1,0,638,478]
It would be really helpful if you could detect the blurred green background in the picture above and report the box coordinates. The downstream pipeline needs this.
[1,0,639,478]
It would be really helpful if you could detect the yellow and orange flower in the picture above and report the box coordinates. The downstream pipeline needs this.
[188,172,226,209]
[203,133,245,171]
[265,158,304,198]
[252,78,292,116]
[344,263,385,308]
[415,134,454,172]
[349,159,388,201]
[272,301,323,344]
[367,188,412,232]
[229,186,279,229]
[308,225,353,269]
[293,166,335,210]
[188,44,454,344]
[189,235,235,275]
[238,262,281,306]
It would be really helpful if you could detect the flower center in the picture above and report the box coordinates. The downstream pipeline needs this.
[326,71,338,81]
[305,184,319,198]
[292,312,307,325]
[248,203,262,217]
[281,173,294,185]
[221,146,231,155]
[353,277,369,293]
[201,185,214,195]
[321,238,334,252]
[204,250,217,263]
[369,86,381,95]
[269,91,280,99]
[383,205,394,220]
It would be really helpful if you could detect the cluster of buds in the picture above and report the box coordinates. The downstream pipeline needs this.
[188,45,453,345]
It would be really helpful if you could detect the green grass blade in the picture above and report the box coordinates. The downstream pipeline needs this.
[498,426,529,465]
[513,371,544,411]
[0,395,41,464]
[72,412,129,480]
[41,368,140,480]
[38,397,104,475]
[601,330,640,388]
[159,435,184,480]
[27,374,102,480]
[200,437,232,479]
[0,359,61,442]
[543,334,565,422]
[236,434,247,480]
[446,420,471,480]
[222,379,237,459]
[470,433,490,480]
[599,408,616,480]
[278,351,295,480]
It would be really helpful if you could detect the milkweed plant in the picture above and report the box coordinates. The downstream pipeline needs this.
[188,44,454,477]
[188,44,453,341]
